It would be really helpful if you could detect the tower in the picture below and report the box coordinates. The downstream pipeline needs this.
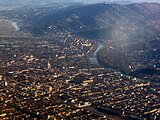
[47,61,51,70]
[48,86,53,94]
[4,81,8,86]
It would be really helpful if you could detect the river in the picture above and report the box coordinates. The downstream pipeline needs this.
[91,42,160,84]
[11,22,20,31]
[90,42,104,66]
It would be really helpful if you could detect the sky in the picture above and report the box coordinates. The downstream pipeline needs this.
[83,0,160,3]
[71,0,160,3]
[0,0,159,6]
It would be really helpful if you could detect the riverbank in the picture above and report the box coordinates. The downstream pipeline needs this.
[96,44,160,84]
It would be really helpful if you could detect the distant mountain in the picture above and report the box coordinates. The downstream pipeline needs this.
[1,3,160,39]
[0,0,78,6]
[12,3,159,39]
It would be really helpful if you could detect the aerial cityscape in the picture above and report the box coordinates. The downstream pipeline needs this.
[0,0,159,120]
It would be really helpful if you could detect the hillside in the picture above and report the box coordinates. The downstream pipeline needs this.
[2,3,159,39]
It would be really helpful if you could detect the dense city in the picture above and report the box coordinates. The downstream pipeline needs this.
[0,1,160,120]
[0,32,159,119]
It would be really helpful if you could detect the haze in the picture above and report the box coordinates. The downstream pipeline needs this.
[0,0,160,6]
